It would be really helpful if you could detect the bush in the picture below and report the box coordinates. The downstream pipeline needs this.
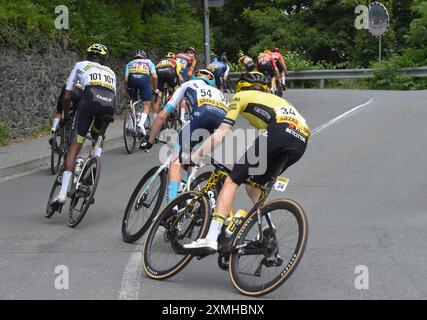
[0,121,12,145]
[368,55,421,90]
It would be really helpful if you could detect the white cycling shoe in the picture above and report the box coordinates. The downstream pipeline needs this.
[52,193,67,205]
[183,239,218,256]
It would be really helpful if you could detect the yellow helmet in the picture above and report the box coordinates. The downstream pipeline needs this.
[236,71,269,93]
[86,43,109,57]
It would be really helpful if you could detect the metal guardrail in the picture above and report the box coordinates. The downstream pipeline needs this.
[229,67,427,89]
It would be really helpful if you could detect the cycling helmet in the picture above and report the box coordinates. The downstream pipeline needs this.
[273,47,280,52]
[192,69,216,87]
[135,50,147,58]
[165,52,175,59]
[236,71,268,93]
[87,44,109,63]
[263,49,272,54]
[238,50,245,58]
[184,46,196,54]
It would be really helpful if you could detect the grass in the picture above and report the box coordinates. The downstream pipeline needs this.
[0,121,12,145]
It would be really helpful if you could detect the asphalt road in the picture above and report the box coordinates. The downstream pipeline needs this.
[1,89,426,300]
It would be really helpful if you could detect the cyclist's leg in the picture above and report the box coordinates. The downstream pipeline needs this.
[91,89,116,157]
[135,75,152,134]
[153,69,166,118]
[54,92,95,203]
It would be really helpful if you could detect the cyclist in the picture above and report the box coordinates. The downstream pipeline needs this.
[237,51,255,72]
[50,81,82,134]
[175,47,197,81]
[175,47,197,123]
[153,52,184,118]
[140,69,229,204]
[272,47,288,90]
[52,43,117,205]
[124,50,158,136]
[207,53,230,91]
[256,49,280,93]
[184,71,310,254]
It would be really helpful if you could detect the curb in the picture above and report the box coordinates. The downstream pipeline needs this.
[0,136,124,180]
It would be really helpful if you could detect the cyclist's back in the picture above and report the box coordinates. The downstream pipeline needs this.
[175,47,197,81]
[207,57,229,89]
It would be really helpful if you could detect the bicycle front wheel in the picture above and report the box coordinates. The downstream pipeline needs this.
[143,191,210,280]
[67,156,101,228]
[123,111,136,154]
[121,166,167,243]
[229,199,308,296]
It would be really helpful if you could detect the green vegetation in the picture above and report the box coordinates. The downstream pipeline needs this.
[0,0,426,89]
[0,0,203,56]
[0,121,12,145]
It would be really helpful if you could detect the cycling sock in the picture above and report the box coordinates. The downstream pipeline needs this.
[138,113,148,129]
[205,213,225,241]
[59,171,72,197]
[167,181,180,203]
[93,146,102,158]
[180,107,186,122]
[153,113,158,121]
[51,119,60,132]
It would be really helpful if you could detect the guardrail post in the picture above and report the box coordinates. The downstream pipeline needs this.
[290,80,295,89]
[320,78,325,89]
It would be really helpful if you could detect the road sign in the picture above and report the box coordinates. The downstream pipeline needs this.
[190,0,224,8]
[368,1,389,37]
[208,0,224,7]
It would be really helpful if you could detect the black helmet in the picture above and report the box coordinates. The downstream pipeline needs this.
[236,71,269,92]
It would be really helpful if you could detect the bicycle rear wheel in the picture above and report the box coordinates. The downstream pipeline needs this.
[229,199,308,296]
[121,166,167,243]
[143,191,210,280]
[67,156,101,228]
[50,127,64,175]
[123,111,137,154]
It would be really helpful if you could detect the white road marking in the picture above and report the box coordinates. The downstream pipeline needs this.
[117,96,375,300]
[311,97,374,136]
[118,244,144,300]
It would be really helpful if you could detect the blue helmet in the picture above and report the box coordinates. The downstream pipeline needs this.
[135,50,146,58]
[192,69,216,87]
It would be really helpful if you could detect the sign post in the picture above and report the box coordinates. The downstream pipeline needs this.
[203,0,210,66]
[192,0,225,66]
[368,2,389,62]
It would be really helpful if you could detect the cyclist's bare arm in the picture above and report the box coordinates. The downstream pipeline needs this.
[147,81,191,144]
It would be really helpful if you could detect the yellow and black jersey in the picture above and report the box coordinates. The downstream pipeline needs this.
[223,90,311,137]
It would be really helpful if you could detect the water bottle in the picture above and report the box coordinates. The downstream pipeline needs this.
[225,209,248,238]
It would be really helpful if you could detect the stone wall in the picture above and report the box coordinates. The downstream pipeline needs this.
[0,41,130,138]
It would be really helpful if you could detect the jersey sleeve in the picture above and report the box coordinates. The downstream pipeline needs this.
[222,93,245,126]
[124,62,130,78]
[164,81,192,113]
[65,63,79,91]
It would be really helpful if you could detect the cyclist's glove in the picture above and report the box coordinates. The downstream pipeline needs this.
[140,139,153,152]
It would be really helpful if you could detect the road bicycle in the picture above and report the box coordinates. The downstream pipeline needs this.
[121,144,217,243]
[123,100,152,154]
[142,154,308,296]
[45,114,114,228]
[49,119,72,175]
[263,71,283,97]
[156,83,189,132]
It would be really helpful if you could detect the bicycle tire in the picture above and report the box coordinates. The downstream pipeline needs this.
[123,111,136,154]
[143,191,211,280]
[67,156,101,228]
[229,199,308,296]
[121,166,167,243]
